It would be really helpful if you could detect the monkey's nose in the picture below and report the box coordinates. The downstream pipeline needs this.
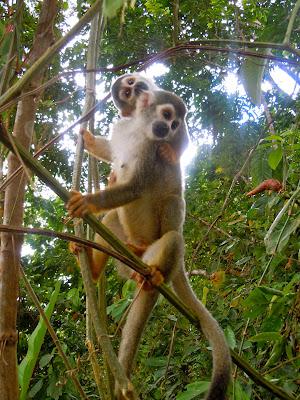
[134,81,149,95]
[152,121,169,138]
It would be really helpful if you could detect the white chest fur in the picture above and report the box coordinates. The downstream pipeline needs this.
[110,118,146,182]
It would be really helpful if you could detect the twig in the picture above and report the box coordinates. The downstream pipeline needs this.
[263,354,300,376]
[283,0,300,45]
[187,212,232,239]
[1,39,299,113]
[19,264,89,400]
[164,320,177,379]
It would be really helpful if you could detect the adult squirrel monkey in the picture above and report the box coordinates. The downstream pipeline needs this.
[67,88,231,400]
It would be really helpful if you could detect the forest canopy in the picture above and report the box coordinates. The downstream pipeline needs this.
[0,1,299,399]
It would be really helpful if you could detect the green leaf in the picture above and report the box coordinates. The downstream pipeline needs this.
[234,380,251,400]
[18,282,61,400]
[103,0,126,18]
[224,326,237,349]
[265,212,300,254]
[240,48,269,106]
[249,332,282,342]
[243,288,270,318]
[28,379,43,397]
[250,148,272,186]
[143,356,168,367]
[106,298,131,322]
[268,147,283,170]
[176,381,211,400]
[39,353,53,368]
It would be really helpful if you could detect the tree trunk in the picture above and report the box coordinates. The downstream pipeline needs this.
[0,1,57,398]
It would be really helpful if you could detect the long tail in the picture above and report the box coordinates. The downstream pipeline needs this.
[172,268,231,400]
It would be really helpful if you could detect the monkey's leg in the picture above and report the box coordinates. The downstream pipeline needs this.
[91,209,126,280]
[116,288,159,400]
[171,268,231,400]
[117,231,183,390]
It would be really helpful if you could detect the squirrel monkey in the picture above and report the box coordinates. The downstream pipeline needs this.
[77,73,190,280]
[67,89,231,400]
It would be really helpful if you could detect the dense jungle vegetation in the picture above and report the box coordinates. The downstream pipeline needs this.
[0,0,299,399]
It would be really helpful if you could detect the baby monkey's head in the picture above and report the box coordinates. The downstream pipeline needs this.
[135,89,188,143]
[111,73,157,117]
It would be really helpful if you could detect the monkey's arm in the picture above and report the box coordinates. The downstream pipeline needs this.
[81,129,112,163]
[67,179,144,217]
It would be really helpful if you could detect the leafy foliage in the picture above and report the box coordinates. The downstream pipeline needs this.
[1,0,299,399]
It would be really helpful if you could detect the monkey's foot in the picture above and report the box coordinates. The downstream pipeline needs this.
[69,241,84,256]
[126,242,148,257]
[80,129,95,149]
[67,191,100,217]
[158,143,179,165]
[148,265,164,286]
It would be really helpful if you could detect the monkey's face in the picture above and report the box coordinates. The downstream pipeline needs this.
[150,104,182,141]
[111,74,157,117]
[137,90,187,143]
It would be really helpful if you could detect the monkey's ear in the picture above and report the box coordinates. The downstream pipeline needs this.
[136,91,154,112]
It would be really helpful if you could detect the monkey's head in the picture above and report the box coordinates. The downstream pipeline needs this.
[136,89,188,143]
[111,73,157,117]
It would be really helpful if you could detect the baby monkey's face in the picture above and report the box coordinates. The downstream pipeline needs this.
[111,74,157,117]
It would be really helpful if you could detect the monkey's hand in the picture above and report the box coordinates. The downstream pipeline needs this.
[126,242,148,257]
[131,265,164,291]
[67,191,102,217]
[158,143,179,165]
[80,129,95,149]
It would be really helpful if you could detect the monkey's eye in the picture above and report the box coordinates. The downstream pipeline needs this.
[162,109,172,120]
[171,120,179,130]
[127,78,135,85]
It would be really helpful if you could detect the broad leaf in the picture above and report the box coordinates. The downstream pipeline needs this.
[249,332,282,342]
[18,282,61,400]
[176,381,211,400]
[268,147,283,170]
[240,48,270,106]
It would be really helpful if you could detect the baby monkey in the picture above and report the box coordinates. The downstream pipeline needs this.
[67,89,231,400]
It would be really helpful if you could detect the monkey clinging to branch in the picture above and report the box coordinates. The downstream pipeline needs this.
[67,86,231,400]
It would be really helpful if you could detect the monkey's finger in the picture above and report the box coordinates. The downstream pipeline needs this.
[67,192,84,208]
[68,202,89,218]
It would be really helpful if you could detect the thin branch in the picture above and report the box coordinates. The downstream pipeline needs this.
[1,38,299,113]
[187,212,232,239]
[0,117,297,400]
[283,0,300,45]
[19,264,89,400]
[263,354,300,376]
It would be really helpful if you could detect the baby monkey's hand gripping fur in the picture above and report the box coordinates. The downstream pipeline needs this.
[67,90,231,400]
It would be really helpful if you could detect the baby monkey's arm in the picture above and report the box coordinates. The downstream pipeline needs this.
[81,129,112,163]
